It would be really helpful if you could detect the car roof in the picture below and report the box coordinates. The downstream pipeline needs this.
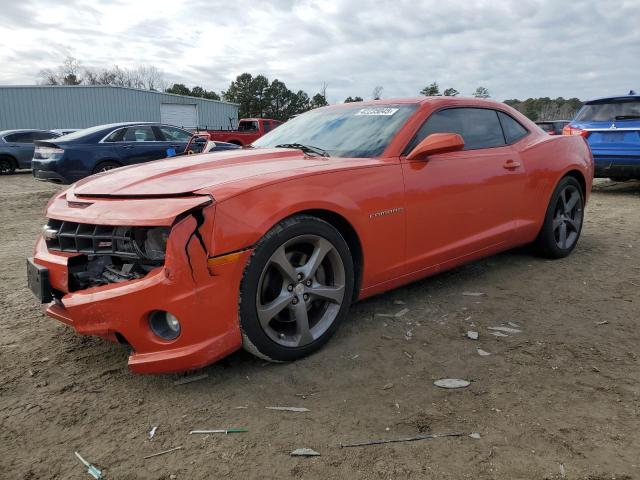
[585,92,640,104]
[324,96,512,110]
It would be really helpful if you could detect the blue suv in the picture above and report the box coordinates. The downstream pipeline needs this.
[564,91,640,180]
[32,122,197,184]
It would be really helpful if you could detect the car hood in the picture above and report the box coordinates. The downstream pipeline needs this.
[71,148,338,199]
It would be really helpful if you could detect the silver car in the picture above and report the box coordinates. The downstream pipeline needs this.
[0,129,60,173]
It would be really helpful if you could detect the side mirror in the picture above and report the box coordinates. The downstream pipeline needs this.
[406,133,464,161]
[192,136,208,144]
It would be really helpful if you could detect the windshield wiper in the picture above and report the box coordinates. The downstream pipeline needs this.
[615,115,640,120]
[275,143,330,157]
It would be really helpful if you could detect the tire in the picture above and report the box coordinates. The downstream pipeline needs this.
[534,176,584,259]
[0,156,16,174]
[92,161,121,174]
[239,215,355,362]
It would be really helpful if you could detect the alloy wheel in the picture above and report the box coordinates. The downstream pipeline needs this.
[553,185,583,250]
[256,234,346,348]
[0,158,12,174]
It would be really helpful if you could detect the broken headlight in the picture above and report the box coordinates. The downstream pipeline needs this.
[116,226,170,262]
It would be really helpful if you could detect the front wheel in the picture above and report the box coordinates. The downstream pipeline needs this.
[534,176,584,258]
[239,215,354,362]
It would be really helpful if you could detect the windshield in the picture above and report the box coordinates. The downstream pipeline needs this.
[575,100,640,122]
[253,104,418,158]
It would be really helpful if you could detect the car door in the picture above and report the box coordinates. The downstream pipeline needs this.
[401,107,526,274]
[4,132,37,168]
[157,125,192,155]
[119,126,167,165]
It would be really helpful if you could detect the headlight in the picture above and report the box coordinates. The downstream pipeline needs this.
[114,226,170,261]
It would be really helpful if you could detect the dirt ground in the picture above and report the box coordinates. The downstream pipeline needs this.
[0,172,638,480]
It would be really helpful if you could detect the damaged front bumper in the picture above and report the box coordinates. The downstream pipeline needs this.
[30,192,251,374]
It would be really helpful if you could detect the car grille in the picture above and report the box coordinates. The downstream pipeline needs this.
[44,219,143,259]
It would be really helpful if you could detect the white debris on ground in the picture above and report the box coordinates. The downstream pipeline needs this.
[265,406,310,412]
[434,379,471,389]
[291,448,320,457]
[467,331,479,340]
[488,326,522,334]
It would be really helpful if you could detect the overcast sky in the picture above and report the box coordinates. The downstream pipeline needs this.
[0,0,638,103]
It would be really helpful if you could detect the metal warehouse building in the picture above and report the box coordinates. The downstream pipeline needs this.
[0,85,239,131]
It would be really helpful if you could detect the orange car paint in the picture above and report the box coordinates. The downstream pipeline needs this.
[32,97,593,373]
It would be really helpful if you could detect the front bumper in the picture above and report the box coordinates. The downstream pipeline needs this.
[31,215,251,374]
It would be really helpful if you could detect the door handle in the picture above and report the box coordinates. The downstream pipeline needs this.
[503,160,521,169]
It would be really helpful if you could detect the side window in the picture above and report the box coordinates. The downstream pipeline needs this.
[405,108,506,153]
[498,112,529,143]
[103,128,126,143]
[4,132,33,143]
[263,121,271,133]
[123,126,157,142]
[159,126,191,142]
[31,131,58,141]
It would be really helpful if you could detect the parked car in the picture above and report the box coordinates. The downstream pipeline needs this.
[563,90,640,180]
[0,129,60,173]
[199,118,282,146]
[28,97,593,374]
[31,122,195,184]
[536,120,570,135]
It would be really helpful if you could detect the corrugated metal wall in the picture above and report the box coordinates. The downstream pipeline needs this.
[0,85,238,130]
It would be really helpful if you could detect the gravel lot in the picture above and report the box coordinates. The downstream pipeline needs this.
[1,172,638,479]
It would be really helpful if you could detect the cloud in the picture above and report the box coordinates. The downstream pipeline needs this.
[0,0,637,102]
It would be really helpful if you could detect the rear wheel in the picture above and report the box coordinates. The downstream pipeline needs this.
[239,215,354,362]
[534,176,584,258]
[0,156,15,174]
[92,161,121,174]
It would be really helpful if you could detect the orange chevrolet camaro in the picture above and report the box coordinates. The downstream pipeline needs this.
[27,97,594,374]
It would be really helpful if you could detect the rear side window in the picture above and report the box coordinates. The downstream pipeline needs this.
[498,112,529,143]
[263,121,272,133]
[123,126,158,142]
[406,107,505,153]
[103,128,126,142]
[238,121,258,131]
[4,132,33,143]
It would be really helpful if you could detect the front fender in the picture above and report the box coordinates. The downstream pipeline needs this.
[211,166,407,289]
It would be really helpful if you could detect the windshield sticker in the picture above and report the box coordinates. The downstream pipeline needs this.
[355,107,399,116]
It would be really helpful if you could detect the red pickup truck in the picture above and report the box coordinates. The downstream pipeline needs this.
[201,118,282,146]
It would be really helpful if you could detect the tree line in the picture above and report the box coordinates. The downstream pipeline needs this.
[39,58,583,122]
[503,97,583,121]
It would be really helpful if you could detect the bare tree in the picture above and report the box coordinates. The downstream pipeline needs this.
[319,82,328,102]
[372,86,383,100]
[39,56,83,85]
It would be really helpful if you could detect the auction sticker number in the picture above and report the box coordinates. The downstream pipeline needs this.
[355,107,399,116]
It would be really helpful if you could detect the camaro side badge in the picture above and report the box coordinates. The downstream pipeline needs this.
[369,207,404,219]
